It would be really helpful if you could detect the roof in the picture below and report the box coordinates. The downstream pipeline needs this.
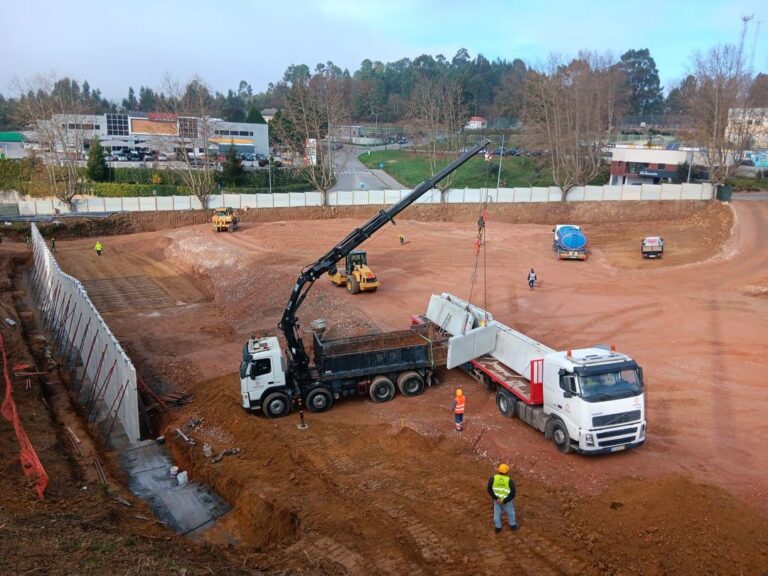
[469,116,485,121]
[0,132,23,143]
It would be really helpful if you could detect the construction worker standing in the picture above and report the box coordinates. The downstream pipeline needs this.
[488,463,518,533]
[94,240,103,256]
[451,388,465,432]
[399,233,405,245]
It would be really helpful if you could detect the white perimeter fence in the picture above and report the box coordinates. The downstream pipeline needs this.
[8,183,713,215]
[29,225,139,443]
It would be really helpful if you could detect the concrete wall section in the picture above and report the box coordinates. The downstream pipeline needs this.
[30,225,140,443]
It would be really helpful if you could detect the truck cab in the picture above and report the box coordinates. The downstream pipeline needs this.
[543,348,645,454]
[240,336,291,417]
[641,236,664,258]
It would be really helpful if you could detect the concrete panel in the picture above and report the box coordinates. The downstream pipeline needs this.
[353,191,368,205]
[368,190,385,205]
[122,197,140,211]
[272,194,291,208]
[255,194,274,208]
[289,193,307,207]
[155,197,173,211]
[640,184,662,200]
[497,189,514,202]
[530,187,549,202]
[240,194,259,208]
[103,198,123,211]
[565,187,585,201]
[415,189,441,203]
[223,194,241,208]
[305,192,323,206]
[138,197,156,211]
[490,320,555,378]
[335,191,354,206]
[603,186,622,201]
[446,325,497,369]
[384,190,401,204]
[190,197,204,210]
[621,186,642,200]
[584,186,604,201]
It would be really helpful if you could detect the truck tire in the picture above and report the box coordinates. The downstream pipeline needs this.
[306,388,333,413]
[369,376,395,403]
[496,389,516,418]
[263,392,291,418]
[397,371,424,396]
[347,276,360,294]
[550,419,571,453]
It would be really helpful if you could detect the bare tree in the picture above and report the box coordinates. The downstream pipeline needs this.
[524,53,624,200]
[13,75,93,208]
[684,44,758,184]
[158,76,218,208]
[271,69,345,204]
[406,76,466,192]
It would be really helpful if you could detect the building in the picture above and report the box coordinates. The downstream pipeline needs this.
[35,112,269,158]
[727,107,768,150]
[465,116,487,130]
[608,146,707,185]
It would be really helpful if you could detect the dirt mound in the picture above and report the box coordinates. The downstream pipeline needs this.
[568,476,768,575]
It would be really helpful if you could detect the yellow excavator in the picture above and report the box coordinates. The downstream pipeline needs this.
[328,250,380,294]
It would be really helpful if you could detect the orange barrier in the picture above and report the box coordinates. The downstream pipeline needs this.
[0,334,49,498]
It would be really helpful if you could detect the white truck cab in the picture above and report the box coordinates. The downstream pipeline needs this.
[544,347,645,453]
[240,336,288,412]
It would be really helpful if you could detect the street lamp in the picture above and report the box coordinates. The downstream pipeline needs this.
[268,155,272,194]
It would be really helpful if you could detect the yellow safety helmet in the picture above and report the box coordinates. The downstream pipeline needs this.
[497,463,510,474]
[456,389,463,397]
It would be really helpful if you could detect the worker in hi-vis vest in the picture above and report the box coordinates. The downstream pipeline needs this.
[451,388,465,432]
[487,463,518,533]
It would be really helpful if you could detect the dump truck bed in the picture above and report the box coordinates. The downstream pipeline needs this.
[312,324,448,381]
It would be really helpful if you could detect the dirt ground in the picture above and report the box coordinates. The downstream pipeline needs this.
[3,199,768,575]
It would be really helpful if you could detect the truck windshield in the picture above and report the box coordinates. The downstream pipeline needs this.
[579,369,643,402]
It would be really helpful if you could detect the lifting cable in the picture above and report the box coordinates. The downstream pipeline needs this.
[465,149,495,325]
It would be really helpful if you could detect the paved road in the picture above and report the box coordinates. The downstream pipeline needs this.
[733,191,768,200]
[330,144,407,191]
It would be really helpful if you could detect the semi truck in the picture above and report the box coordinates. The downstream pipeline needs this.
[553,224,588,260]
[416,293,646,455]
[240,139,494,417]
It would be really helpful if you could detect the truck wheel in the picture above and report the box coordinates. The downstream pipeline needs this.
[551,420,571,453]
[306,388,333,413]
[369,376,395,403]
[347,276,360,294]
[397,371,424,396]
[263,392,291,418]
[496,389,516,418]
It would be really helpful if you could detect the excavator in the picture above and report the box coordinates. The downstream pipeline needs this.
[327,250,379,293]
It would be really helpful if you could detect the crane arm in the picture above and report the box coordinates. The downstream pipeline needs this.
[278,138,492,383]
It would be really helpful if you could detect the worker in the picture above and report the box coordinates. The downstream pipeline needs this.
[399,234,405,245]
[94,240,103,256]
[487,463,518,533]
[527,268,537,290]
[451,388,465,432]
[50,237,56,253]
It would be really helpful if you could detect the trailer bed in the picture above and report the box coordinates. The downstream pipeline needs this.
[472,354,543,405]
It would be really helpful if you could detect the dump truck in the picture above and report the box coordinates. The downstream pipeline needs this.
[240,139,493,417]
[641,236,664,259]
[553,224,588,260]
[327,249,380,293]
[415,293,646,455]
[212,207,238,232]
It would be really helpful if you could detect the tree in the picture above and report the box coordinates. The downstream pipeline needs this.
[524,53,625,200]
[12,75,93,207]
[665,74,697,116]
[86,138,109,182]
[220,142,245,186]
[617,49,664,117]
[123,86,138,111]
[683,44,756,185]
[271,68,345,202]
[158,75,218,208]
[406,75,466,193]
[748,73,768,106]
[246,108,266,124]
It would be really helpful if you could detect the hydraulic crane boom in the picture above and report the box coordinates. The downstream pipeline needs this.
[278,138,491,387]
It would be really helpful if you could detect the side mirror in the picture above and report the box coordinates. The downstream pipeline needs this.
[249,364,257,380]
[563,390,573,399]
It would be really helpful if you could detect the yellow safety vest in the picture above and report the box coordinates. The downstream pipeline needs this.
[491,474,511,499]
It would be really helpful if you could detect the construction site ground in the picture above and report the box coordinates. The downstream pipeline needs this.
[2,200,768,575]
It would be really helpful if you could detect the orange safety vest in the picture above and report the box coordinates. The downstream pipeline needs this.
[454,395,465,414]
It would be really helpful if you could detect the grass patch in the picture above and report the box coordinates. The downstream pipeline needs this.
[358,150,554,188]
[724,176,768,191]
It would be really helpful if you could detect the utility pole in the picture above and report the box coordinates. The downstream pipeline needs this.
[496,134,505,189]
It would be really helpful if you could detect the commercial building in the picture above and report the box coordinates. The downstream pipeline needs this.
[34,112,268,158]
[608,146,707,185]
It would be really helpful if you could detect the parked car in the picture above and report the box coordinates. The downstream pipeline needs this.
[113,153,128,162]
[144,152,158,162]
[331,143,343,150]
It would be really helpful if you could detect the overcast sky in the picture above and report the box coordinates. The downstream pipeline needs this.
[2,0,767,101]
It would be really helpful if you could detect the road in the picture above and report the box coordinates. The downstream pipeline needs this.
[330,144,407,191]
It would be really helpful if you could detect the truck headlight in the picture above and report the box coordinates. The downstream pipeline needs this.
[639,423,646,440]
[585,433,595,447]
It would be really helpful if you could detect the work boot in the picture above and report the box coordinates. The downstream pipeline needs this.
[495,527,501,534]
[510,524,519,531]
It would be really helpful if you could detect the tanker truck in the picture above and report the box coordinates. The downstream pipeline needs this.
[553,224,588,260]
[415,293,646,455]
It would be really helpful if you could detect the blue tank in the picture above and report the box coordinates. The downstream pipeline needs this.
[555,226,587,251]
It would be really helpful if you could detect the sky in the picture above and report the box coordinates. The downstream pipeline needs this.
[2,0,767,102]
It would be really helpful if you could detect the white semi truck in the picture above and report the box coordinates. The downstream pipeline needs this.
[417,293,646,455]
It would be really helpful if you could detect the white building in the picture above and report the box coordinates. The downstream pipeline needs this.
[609,146,708,185]
[465,116,487,130]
